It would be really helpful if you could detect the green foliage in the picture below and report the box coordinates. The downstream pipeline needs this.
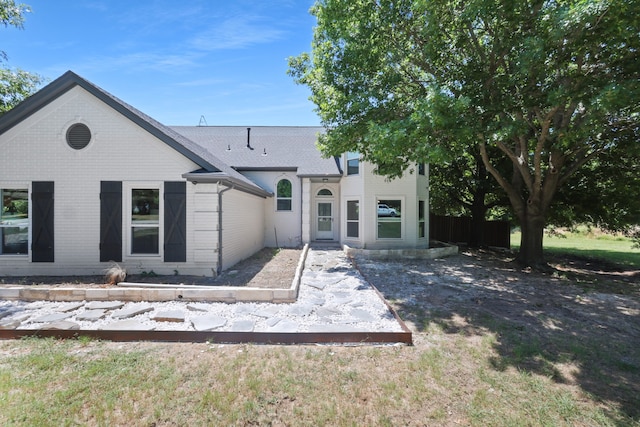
[0,67,43,112]
[290,0,640,265]
[0,1,43,112]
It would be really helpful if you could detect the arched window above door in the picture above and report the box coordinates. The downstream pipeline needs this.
[317,189,333,197]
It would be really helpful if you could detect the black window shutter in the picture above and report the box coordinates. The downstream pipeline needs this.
[164,181,186,262]
[100,181,122,262]
[31,181,55,262]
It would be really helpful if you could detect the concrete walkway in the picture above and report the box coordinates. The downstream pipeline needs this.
[0,247,407,337]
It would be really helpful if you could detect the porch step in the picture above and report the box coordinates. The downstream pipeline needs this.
[310,241,342,250]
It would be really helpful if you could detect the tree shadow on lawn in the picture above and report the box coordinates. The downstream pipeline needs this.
[355,250,640,423]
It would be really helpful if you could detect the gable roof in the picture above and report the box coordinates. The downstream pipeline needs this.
[171,126,343,177]
[0,71,270,197]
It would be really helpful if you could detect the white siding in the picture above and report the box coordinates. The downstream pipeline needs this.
[191,184,218,271]
[301,178,311,243]
[220,188,265,270]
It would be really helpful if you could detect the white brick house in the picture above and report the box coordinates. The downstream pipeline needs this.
[0,71,429,276]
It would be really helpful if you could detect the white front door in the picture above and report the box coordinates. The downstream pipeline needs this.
[316,201,333,240]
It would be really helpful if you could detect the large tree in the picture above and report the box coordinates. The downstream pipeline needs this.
[289,0,640,267]
[1,0,42,112]
[429,145,510,247]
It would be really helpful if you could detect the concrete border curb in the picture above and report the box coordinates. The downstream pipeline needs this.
[0,244,310,303]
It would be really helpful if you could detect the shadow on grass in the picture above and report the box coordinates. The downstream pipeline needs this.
[356,251,640,424]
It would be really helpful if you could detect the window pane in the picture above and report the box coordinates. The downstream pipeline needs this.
[132,189,159,222]
[1,227,28,254]
[418,200,426,238]
[131,227,159,254]
[277,179,292,197]
[347,222,359,238]
[318,217,332,232]
[317,189,332,196]
[377,199,401,238]
[346,152,359,175]
[377,200,401,217]
[1,189,29,255]
[347,200,359,220]
[378,220,401,238]
[318,202,332,217]
[277,199,292,211]
[1,189,29,223]
[347,159,359,175]
[276,179,292,211]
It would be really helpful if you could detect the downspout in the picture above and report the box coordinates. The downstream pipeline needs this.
[300,177,304,246]
[217,182,234,275]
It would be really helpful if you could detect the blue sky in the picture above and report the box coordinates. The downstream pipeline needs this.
[3,0,320,126]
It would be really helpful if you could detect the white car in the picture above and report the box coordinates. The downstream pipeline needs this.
[377,204,398,217]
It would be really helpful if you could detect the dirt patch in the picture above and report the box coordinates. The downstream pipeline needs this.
[354,248,640,419]
[0,248,303,289]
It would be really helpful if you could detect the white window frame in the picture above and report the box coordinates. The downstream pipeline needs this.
[275,178,293,212]
[0,184,30,257]
[346,152,360,176]
[376,197,404,240]
[345,199,360,239]
[418,200,426,239]
[125,182,163,258]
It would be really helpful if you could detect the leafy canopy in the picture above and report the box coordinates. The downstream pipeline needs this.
[0,0,43,113]
[290,0,640,263]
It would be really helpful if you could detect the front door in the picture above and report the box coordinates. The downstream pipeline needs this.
[316,201,333,240]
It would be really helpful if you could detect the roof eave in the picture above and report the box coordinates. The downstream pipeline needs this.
[0,71,219,172]
[182,172,272,198]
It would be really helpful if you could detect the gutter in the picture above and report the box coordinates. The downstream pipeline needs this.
[182,171,272,198]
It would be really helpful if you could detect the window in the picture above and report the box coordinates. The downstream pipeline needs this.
[418,200,426,238]
[276,179,292,211]
[346,200,359,238]
[346,152,359,175]
[418,163,425,176]
[131,189,159,254]
[0,189,28,255]
[317,189,332,197]
[377,199,401,239]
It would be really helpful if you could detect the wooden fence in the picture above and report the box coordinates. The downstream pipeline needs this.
[429,215,511,249]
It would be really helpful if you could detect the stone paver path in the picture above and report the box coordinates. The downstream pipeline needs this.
[0,248,404,334]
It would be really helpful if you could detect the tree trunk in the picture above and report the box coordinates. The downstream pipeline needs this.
[516,208,546,267]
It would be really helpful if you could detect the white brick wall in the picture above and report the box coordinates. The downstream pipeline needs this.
[0,86,215,276]
[241,171,301,247]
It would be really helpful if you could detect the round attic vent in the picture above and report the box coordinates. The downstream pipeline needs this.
[66,123,91,150]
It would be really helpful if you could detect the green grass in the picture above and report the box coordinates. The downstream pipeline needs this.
[511,227,640,268]
[1,336,633,426]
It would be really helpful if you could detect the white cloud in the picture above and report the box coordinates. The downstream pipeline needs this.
[189,14,287,51]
